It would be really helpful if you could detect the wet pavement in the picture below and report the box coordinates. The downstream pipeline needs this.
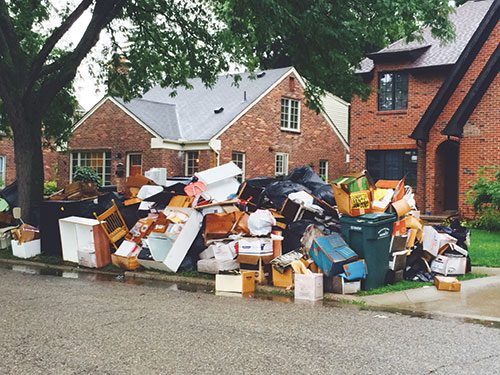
[360,270,500,323]
[1,265,500,374]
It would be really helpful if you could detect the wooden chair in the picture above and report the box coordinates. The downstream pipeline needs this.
[93,199,130,250]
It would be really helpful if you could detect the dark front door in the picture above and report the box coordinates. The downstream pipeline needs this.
[436,141,459,211]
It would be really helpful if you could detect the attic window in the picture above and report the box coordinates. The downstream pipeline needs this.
[214,107,224,114]
[256,71,266,78]
[289,76,296,92]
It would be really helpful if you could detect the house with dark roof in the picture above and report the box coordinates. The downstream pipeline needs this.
[58,67,350,189]
[350,0,499,217]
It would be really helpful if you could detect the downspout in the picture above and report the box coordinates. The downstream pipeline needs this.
[419,140,427,214]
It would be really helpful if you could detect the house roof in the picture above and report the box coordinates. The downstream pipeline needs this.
[118,66,293,141]
[410,0,499,140]
[357,0,495,74]
[442,43,500,137]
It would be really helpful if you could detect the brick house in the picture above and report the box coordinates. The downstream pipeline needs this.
[350,0,499,217]
[59,67,350,190]
[0,137,58,187]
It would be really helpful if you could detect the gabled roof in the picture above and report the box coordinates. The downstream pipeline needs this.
[129,66,293,141]
[411,0,499,140]
[357,0,495,74]
[442,43,500,137]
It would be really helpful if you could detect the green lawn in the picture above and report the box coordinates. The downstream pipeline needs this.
[469,229,500,267]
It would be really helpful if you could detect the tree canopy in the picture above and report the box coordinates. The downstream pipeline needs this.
[0,0,455,221]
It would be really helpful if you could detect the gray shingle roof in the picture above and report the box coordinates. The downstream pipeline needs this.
[357,0,495,74]
[117,66,292,141]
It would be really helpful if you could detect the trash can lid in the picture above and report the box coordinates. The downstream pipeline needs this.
[359,212,395,221]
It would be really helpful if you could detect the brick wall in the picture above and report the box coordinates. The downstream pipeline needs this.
[350,66,446,209]
[350,22,499,217]
[425,23,500,217]
[59,100,185,189]
[0,138,58,186]
[217,72,349,180]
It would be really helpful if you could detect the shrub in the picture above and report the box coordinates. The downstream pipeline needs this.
[467,166,500,231]
[72,166,102,186]
[43,181,59,196]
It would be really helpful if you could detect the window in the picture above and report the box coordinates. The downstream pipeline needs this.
[378,72,408,111]
[185,151,200,176]
[71,151,111,185]
[127,153,142,177]
[231,151,245,182]
[366,149,417,188]
[0,155,5,187]
[280,98,300,131]
[275,153,289,176]
[319,160,329,182]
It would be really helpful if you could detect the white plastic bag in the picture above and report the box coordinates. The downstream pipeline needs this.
[248,209,276,236]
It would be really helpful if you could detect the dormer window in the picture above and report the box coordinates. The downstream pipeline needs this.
[378,72,408,111]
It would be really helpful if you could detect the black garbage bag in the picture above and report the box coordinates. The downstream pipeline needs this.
[0,181,17,208]
[286,166,324,188]
[312,184,336,207]
[264,180,310,210]
[282,220,317,254]
[178,230,206,272]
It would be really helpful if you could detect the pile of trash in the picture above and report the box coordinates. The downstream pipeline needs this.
[2,162,471,298]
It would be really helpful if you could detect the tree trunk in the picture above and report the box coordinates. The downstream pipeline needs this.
[11,109,44,225]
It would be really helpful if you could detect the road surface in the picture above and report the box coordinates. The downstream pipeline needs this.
[0,267,499,374]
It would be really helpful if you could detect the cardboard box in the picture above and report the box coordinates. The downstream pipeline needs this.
[332,171,374,217]
[215,271,255,294]
[294,273,323,301]
[308,233,358,277]
[431,255,466,276]
[330,276,361,295]
[11,239,41,259]
[238,237,273,256]
[272,266,293,288]
[434,275,461,292]
[238,254,272,285]
[112,240,141,270]
[422,226,457,257]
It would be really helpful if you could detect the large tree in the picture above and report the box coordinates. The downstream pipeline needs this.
[0,0,454,222]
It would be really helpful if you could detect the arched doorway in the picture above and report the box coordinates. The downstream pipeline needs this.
[435,140,459,212]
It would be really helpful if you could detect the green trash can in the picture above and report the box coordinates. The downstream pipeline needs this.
[340,213,397,290]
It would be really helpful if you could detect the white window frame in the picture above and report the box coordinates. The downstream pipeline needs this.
[319,160,329,182]
[231,151,246,182]
[185,151,200,176]
[126,153,143,177]
[0,155,5,187]
[275,152,289,176]
[70,151,111,185]
[280,97,301,132]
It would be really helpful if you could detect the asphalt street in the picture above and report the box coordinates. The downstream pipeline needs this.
[0,267,499,374]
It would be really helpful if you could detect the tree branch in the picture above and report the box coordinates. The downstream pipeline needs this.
[36,0,125,116]
[0,0,27,86]
[27,0,94,92]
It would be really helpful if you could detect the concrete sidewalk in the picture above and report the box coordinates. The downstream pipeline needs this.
[359,267,500,323]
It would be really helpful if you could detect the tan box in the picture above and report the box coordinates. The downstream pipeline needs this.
[215,272,255,294]
[434,275,461,292]
[272,267,293,288]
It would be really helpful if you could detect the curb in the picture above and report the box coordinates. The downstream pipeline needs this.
[0,257,366,303]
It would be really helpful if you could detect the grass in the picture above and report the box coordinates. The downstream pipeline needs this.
[357,272,488,296]
[469,229,500,267]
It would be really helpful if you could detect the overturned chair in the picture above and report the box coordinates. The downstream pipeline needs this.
[93,199,131,250]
